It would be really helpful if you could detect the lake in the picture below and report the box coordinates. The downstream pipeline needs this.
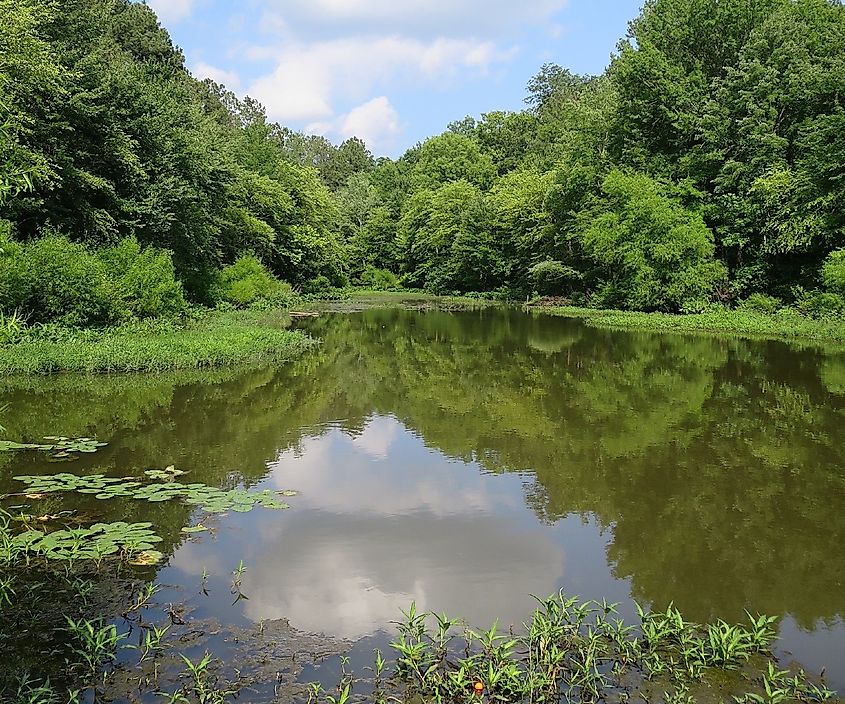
[2,305,844,698]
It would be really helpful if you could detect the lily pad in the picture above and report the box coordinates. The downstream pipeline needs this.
[13,473,295,514]
[181,525,209,534]
[128,550,164,566]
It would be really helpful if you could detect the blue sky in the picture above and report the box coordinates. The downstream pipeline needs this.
[145,0,643,157]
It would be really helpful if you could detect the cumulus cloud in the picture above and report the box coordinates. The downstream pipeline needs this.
[260,0,569,37]
[192,61,242,91]
[307,97,401,153]
[146,0,194,23]
[245,35,516,125]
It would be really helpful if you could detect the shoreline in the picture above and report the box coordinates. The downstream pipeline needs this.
[0,309,316,375]
[4,291,845,377]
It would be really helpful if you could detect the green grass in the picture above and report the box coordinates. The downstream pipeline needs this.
[305,288,503,311]
[538,305,845,345]
[0,309,316,375]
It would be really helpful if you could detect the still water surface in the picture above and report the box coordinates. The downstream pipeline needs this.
[2,307,844,688]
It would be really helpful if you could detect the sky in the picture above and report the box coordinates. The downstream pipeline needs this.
[144,0,643,158]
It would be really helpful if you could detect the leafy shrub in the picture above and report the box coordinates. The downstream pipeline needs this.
[0,232,186,326]
[358,266,400,291]
[741,293,782,314]
[0,233,117,326]
[301,275,332,295]
[797,291,845,319]
[528,260,581,296]
[214,254,294,308]
[98,237,186,319]
[822,249,845,297]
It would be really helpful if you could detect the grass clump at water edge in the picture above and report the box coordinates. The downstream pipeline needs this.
[539,305,845,345]
[0,309,317,375]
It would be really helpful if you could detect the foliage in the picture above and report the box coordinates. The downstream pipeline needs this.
[3,0,844,321]
[576,170,726,312]
[528,260,582,296]
[741,294,782,315]
[384,595,807,704]
[213,254,294,308]
[400,181,500,293]
[822,250,845,297]
[358,265,400,291]
[0,310,315,374]
[796,291,845,319]
[334,0,845,314]
[98,237,186,319]
[0,233,185,326]
[405,134,497,192]
[0,436,106,459]
[6,523,163,563]
[546,305,845,344]
[0,1,344,303]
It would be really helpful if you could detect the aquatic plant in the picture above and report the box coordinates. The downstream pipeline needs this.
[0,437,107,460]
[378,593,830,704]
[65,616,127,684]
[11,472,296,513]
[735,661,836,704]
[162,652,240,704]
[7,522,163,564]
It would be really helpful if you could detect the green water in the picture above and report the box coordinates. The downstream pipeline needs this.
[2,306,844,695]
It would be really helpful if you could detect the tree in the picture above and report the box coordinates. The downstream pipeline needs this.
[404,133,497,192]
[400,181,501,292]
[577,170,726,311]
[486,169,558,290]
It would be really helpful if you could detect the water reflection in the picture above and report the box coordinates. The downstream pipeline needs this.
[2,307,845,684]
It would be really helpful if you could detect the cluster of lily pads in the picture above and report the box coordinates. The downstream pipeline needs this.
[12,472,296,513]
[3,521,164,565]
[0,436,108,460]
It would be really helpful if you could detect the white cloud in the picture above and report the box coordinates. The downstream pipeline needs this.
[192,61,242,91]
[146,0,195,23]
[261,0,568,37]
[307,97,401,153]
[245,36,516,125]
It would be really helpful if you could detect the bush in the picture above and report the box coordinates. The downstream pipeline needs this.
[0,232,186,327]
[358,266,400,291]
[822,249,845,297]
[528,260,581,296]
[98,237,186,319]
[0,233,117,326]
[740,293,782,314]
[214,254,294,308]
[301,275,332,295]
[797,291,845,319]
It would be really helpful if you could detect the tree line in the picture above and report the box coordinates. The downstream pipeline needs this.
[2,0,845,323]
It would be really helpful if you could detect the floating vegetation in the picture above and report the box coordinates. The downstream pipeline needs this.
[0,436,107,460]
[3,521,163,563]
[144,465,187,481]
[11,472,296,513]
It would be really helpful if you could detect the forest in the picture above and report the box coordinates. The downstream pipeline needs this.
[2,0,845,326]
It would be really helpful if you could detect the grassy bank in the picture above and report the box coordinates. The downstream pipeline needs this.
[0,309,316,375]
[304,288,504,312]
[313,288,845,346]
[538,305,845,344]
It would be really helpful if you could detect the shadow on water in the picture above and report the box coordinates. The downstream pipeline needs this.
[2,307,844,691]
